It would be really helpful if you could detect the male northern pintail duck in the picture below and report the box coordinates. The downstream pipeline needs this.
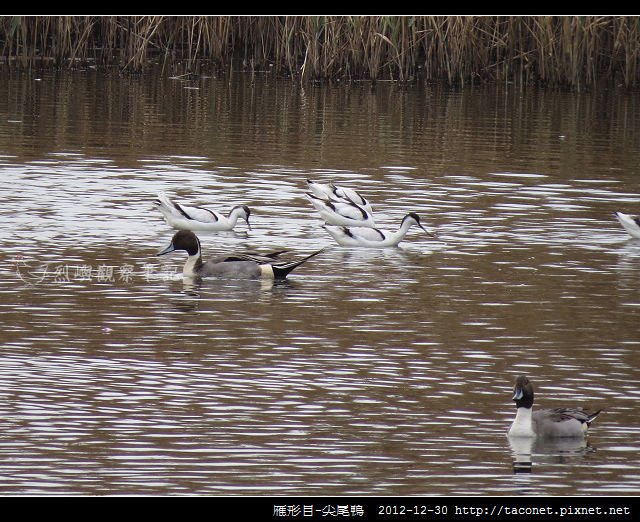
[154,192,251,232]
[157,230,322,279]
[508,375,602,438]
[322,212,436,248]
[615,212,640,239]
[306,179,374,215]
[306,193,376,227]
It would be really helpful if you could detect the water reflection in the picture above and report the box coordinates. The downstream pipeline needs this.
[508,436,594,475]
[0,72,639,495]
[172,273,281,296]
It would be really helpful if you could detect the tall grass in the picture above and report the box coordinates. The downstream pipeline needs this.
[1,16,639,89]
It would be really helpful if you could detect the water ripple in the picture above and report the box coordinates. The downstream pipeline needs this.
[0,76,639,495]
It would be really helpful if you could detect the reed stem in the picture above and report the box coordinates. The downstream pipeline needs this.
[1,16,638,89]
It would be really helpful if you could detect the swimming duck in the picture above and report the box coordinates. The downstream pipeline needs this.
[322,212,436,248]
[157,230,322,279]
[615,211,640,239]
[305,193,376,228]
[306,179,374,215]
[154,192,251,232]
[508,375,602,438]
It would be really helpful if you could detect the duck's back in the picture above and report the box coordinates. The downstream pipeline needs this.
[532,408,593,437]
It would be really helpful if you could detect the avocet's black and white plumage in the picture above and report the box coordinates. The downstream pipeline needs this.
[157,230,322,279]
[306,179,373,215]
[154,193,252,232]
[322,212,436,248]
[615,212,640,239]
[508,376,602,439]
[305,193,376,228]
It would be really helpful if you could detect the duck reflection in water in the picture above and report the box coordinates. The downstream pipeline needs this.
[508,435,593,475]
[164,271,295,311]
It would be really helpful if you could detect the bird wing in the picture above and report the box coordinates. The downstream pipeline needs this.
[176,204,221,223]
[545,407,594,424]
[307,192,371,220]
[344,226,387,242]
[333,186,368,207]
[155,193,222,223]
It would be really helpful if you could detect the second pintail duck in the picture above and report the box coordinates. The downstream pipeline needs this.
[322,212,436,248]
[306,179,374,214]
[615,211,640,239]
[154,192,252,232]
[157,230,323,279]
[508,375,602,439]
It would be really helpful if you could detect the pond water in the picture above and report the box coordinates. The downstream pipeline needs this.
[0,69,639,496]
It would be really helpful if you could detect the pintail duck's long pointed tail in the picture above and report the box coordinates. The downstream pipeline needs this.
[271,248,325,280]
[585,408,603,426]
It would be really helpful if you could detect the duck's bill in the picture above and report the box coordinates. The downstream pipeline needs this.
[157,243,176,256]
[246,218,253,230]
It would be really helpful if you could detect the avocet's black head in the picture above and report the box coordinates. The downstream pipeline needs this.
[402,212,437,238]
[512,375,534,409]
[232,205,252,230]
[406,212,422,224]
[157,230,201,257]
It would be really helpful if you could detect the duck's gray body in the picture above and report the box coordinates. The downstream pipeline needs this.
[531,407,600,438]
[191,253,273,278]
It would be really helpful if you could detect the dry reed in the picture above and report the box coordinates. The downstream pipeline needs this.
[1,16,639,89]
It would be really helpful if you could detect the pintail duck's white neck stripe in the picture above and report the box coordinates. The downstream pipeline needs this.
[183,254,202,277]
[509,406,535,437]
